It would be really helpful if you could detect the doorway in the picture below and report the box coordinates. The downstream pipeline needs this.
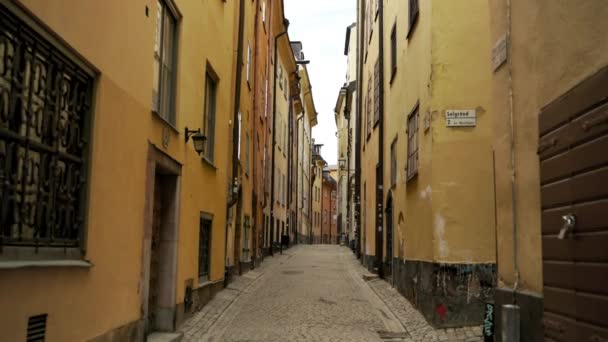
[142,145,181,334]
[375,164,384,276]
[385,193,394,281]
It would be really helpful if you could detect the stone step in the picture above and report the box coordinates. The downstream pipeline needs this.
[362,273,379,281]
[146,332,184,342]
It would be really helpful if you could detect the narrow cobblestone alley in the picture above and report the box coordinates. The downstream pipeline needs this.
[180,246,482,342]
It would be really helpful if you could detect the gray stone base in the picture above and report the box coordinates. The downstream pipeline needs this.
[239,261,253,273]
[493,287,543,342]
[175,280,224,329]
[89,318,144,342]
[361,254,376,272]
[393,259,496,328]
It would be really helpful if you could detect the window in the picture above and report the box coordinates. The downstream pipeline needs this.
[246,41,252,86]
[279,65,283,90]
[203,68,218,162]
[391,139,397,186]
[374,58,380,125]
[390,23,397,82]
[262,1,266,24]
[408,0,419,38]
[277,170,281,203]
[0,3,95,255]
[324,210,327,224]
[366,74,372,137]
[264,79,269,117]
[368,0,374,44]
[198,215,212,282]
[245,133,250,175]
[237,112,242,160]
[407,103,419,180]
[243,216,250,260]
[153,0,178,124]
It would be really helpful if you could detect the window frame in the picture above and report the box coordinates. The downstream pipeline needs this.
[373,58,380,126]
[407,0,420,39]
[406,102,420,181]
[0,0,98,262]
[390,22,397,84]
[246,40,252,88]
[153,0,180,126]
[198,214,213,284]
[391,137,398,187]
[203,64,219,163]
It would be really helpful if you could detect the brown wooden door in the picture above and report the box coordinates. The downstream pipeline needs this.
[539,68,608,341]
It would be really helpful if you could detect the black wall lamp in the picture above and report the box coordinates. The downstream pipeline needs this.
[185,127,206,155]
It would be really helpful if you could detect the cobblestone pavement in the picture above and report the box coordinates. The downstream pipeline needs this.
[180,245,483,342]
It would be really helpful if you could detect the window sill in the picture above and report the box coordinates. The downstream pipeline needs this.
[201,156,217,170]
[0,259,93,269]
[197,278,223,289]
[406,171,418,182]
[151,110,179,133]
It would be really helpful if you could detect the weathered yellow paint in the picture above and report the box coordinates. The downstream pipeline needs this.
[488,0,608,294]
[0,0,236,340]
[361,0,495,267]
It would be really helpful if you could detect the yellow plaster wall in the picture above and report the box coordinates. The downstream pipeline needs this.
[359,0,381,258]
[382,0,494,264]
[382,0,434,262]
[0,0,236,340]
[428,0,494,264]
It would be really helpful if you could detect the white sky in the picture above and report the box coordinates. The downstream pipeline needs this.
[284,0,356,166]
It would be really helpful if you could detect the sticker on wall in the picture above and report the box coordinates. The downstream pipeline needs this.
[492,34,508,71]
[446,109,476,127]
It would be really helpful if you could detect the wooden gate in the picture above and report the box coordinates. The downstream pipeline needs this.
[539,67,608,341]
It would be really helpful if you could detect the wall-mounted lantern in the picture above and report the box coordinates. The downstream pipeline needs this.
[185,127,206,155]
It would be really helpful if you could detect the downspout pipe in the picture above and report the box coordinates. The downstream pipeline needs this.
[375,0,386,277]
[295,113,304,243]
[270,30,288,250]
[225,0,246,279]
[287,93,293,245]
[505,0,520,300]
[354,0,364,259]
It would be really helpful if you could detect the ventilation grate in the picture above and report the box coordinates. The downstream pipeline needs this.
[27,314,47,342]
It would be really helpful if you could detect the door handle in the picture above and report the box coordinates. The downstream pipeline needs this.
[558,214,576,240]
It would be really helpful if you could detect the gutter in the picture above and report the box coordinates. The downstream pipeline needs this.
[376,0,385,278]
[354,0,364,258]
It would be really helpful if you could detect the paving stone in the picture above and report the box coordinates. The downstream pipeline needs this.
[179,245,484,342]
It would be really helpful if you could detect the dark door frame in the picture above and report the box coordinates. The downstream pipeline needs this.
[141,144,182,333]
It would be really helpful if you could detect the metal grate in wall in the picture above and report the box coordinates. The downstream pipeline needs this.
[27,314,47,342]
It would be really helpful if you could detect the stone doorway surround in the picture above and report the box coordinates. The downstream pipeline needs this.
[141,144,182,333]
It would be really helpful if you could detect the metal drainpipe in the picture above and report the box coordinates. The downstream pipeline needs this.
[376,0,385,278]
[251,0,260,268]
[295,113,304,244]
[270,30,288,252]
[502,0,521,340]
[354,0,364,259]
[225,0,245,282]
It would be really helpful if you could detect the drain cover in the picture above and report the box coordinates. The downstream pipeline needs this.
[377,331,411,341]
